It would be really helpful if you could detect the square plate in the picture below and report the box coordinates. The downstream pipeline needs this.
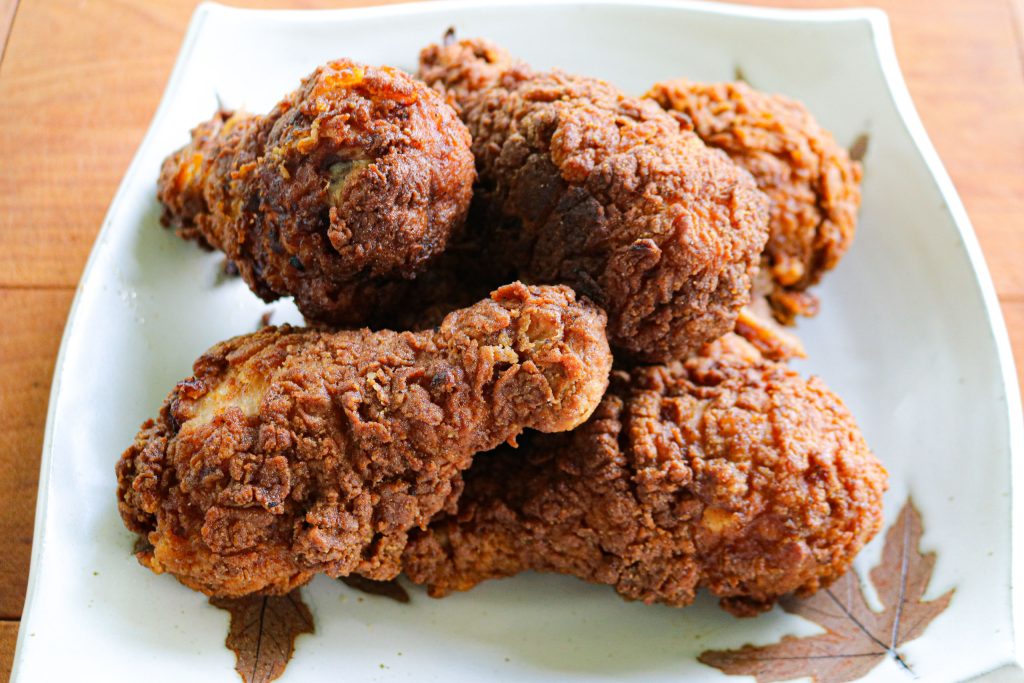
[12,1,1024,681]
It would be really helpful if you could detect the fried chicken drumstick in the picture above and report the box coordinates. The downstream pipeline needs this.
[158,60,475,326]
[403,335,886,616]
[646,81,862,323]
[418,37,769,363]
[117,283,611,598]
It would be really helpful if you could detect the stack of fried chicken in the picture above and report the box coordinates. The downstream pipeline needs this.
[117,35,886,619]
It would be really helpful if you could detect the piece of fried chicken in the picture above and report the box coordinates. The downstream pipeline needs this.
[403,334,886,616]
[646,81,862,324]
[418,37,769,363]
[158,60,475,326]
[116,283,611,598]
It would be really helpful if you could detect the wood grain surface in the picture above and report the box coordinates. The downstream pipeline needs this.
[1,0,1022,677]
[0,622,16,683]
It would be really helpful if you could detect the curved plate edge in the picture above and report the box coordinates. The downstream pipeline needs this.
[860,9,1024,669]
[8,4,216,680]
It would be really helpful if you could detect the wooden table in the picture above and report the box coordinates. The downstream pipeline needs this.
[2,0,1023,677]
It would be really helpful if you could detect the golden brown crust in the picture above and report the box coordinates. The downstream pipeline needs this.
[116,283,611,598]
[418,38,769,363]
[646,80,862,323]
[403,335,886,616]
[158,60,476,326]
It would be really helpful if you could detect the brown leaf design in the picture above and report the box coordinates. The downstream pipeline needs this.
[849,133,870,162]
[257,310,273,330]
[210,590,315,683]
[699,497,954,682]
[340,575,411,603]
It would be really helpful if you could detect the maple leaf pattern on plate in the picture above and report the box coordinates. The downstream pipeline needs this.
[699,497,954,683]
[210,589,315,683]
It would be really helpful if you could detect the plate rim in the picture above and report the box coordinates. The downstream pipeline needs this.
[12,1,1024,679]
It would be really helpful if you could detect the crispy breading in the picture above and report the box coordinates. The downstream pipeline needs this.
[646,80,862,323]
[116,284,611,598]
[418,38,770,362]
[403,335,886,616]
[158,60,475,326]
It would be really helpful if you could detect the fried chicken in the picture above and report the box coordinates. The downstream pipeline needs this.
[646,80,862,323]
[158,60,475,326]
[116,283,611,598]
[403,335,886,616]
[734,286,806,362]
[418,37,770,363]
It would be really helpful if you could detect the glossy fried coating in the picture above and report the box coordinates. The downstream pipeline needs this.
[418,38,770,363]
[646,81,862,323]
[158,60,475,326]
[403,335,886,616]
[116,283,611,598]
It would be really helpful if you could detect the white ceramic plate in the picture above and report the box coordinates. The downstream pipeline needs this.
[12,1,1024,681]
